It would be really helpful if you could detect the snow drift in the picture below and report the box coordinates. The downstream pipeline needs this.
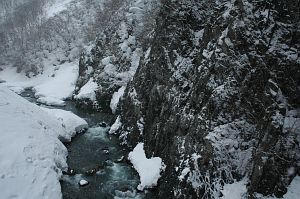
[0,85,87,199]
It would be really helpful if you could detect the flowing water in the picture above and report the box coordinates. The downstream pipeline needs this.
[20,89,156,199]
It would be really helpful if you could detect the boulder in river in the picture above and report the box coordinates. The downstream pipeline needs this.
[79,179,89,187]
[63,168,76,176]
[99,122,107,127]
[102,149,109,154]
[85,164,105,176]
[116,156,124,163]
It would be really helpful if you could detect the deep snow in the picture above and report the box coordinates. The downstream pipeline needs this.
[0,85,87,199]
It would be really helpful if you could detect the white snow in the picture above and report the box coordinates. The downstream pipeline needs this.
[128,143,165,191]
[108,116,122,134]
[46,0,74,18]
[221,179,247,199]
[33,63,78,102]
[41,108,88,142]
[110,86,126,114]
[0,85,82,199]
[0,61,79,106]
[74,78,98,101]
[179,168,190,181]
[137,117,144,135]
[282,176,300,199]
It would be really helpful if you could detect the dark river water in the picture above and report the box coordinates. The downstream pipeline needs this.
[20,89,156,199]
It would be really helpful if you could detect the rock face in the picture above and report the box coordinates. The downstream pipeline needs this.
[75,0,159,111]
[77,0,300,198]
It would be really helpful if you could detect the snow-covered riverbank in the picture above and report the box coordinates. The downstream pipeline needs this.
[0,61,79,106]
[0,85,87,199]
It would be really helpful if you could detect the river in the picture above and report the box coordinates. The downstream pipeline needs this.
[20,88,156,199]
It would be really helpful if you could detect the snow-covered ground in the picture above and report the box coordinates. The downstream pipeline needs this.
[221,179,248,199]
[0,85,87,199]
[0,61,79,106]
[128,143,165,191]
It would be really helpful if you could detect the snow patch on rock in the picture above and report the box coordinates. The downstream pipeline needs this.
[109,116,122,134]
[128,143,165,191]
[74,78,98,101]
[110,86,126,114]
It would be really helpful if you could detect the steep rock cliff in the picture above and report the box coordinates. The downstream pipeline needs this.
[77,0,300,198]
[76,0,159,111]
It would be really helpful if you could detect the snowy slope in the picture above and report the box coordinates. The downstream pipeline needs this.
[0,61,79,106]
[0,85,86,199]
